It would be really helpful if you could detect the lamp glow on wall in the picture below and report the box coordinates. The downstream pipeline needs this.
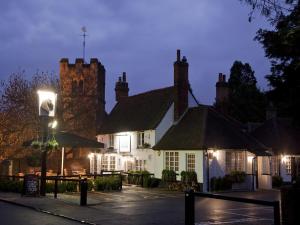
[281,155,288,163]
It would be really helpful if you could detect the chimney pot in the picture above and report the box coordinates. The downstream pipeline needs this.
[222,74,226,82]
[122,72,126,82]
[182,56,187,62]
[177,49,181,61]
[219,73,223,82]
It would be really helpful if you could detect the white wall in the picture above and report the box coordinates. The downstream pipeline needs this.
[154,150,204,184]
[96,130,157,173]
[257,156,272,189]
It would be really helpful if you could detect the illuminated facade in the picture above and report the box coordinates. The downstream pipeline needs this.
[92,50,272,191]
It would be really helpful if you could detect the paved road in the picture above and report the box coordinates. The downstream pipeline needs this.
[0,188,280,225]
[0,201,80,225]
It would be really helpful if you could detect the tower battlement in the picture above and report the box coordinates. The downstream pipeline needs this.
[59,57,106,138]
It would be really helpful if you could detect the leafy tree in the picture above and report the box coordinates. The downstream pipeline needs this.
[255,2,300,124]
[228,61,267,122]
[239,0,298,22]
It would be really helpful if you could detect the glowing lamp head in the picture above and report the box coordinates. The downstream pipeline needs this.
[281,155,288,163]
[37,90,57,117]
[88,153,94,160]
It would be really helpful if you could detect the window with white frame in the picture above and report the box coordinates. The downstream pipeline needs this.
[225,151,245,174]
[186,153,195,172]
[137,132,145,147]
[109,134,114,148]
[271,156,280,175]
[110,156,116,171]
[285,156,292,175]
[165,152,179,172]
[101,155,109,171]
[135,159,146,171]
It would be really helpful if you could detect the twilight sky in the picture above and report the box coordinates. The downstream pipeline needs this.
[0,0,272,112]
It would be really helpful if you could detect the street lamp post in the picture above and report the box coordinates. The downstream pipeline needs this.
[37,90,57,196]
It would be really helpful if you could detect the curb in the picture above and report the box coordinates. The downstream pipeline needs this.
[0,197,97,225]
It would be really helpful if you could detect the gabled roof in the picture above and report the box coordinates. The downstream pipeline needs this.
[251,118,300,155]
[98,87,174,134]
[153,105,269,156]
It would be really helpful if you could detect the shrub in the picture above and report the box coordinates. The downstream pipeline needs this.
[127,171,150,186]
[229,171,246,183]
[272,175,283,188]
[87,179,94,191]
[295,176,300,188]
[0,179,23,193]
[46,181,78,193]
[94,176,121,191]
[162,170,177,183]
[210,175,232,191]
[181,171,198,184]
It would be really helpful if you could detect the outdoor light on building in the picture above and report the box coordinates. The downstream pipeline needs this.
[281,155,288,163]
[37,90,57,117]
[247,155,254,163]
[88,153,94,160]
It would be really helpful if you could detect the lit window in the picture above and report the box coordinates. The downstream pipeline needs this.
[101,156,109,171]
[135,159,146,171]
[165,152,179,172]
[271,156,280,176]
[186,153,195,172]
[110,156,116,171]
[137,132,145,147]
[225,151,245,174]
[285,156,292,175]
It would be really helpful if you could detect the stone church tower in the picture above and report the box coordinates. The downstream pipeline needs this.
[59,58,106,138]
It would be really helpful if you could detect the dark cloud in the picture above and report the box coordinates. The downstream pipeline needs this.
[0,0,272,111]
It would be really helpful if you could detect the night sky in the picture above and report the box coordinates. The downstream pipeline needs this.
[0,0,271,112]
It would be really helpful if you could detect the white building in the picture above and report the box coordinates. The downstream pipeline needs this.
[252,117,300,183]
[91,50,272,191]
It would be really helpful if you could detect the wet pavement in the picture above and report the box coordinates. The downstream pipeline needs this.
[0,187,280,225]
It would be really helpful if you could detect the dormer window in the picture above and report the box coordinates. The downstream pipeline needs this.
[137,131,144,147]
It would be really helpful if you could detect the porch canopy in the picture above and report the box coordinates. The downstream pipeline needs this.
[24,131,104,148]
[153,105,270,156]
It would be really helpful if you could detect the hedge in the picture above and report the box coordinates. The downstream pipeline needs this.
[94,176,122,191]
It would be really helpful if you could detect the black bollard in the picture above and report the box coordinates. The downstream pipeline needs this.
[54,178,58,199]
[185,189,195,225]
[80,178,88,206]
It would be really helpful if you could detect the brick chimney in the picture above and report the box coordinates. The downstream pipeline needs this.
[215,73,229,114]
[174,49,189,121]
[115,72,129,102]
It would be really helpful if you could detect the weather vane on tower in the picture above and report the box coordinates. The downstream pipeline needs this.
[81,26,87,63]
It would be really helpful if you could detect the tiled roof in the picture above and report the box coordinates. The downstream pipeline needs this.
[153,105,269,156]
[251,118,300,155]
[98,87,174,134]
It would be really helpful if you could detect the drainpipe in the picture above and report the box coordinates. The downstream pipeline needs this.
[205,150,210,192]
[252,156,257,191]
